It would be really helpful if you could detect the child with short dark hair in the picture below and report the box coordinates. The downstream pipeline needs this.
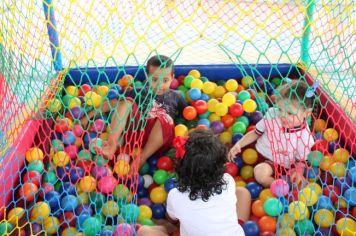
[138,129,250,236]
[229,80,316,187]
[81,55,187,169]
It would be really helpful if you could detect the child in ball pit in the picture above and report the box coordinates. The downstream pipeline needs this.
[228,80,316,188]
[137,129,251,236]
[81,55,187,169]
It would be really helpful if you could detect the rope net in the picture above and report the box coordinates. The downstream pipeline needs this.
[0,0,355,235]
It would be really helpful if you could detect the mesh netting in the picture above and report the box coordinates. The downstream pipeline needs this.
[0,0,355,236]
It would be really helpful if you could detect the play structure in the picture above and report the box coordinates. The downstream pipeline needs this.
[0,1,355,235]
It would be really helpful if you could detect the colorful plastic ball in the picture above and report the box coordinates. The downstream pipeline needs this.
[258,216,277,233]
[121,203,139,223]
[222,93,236,107]
[229,103,244,118]
[208,113,221,123]
[238,90,251,102]
[333,148,350,163]
[252,200,266,218]
[263,197,283,217]
[114,223,133,236]
[323,128,339,142]
[138,205,152,221]
[202,81,216,94]
[164,178,176,192]
[98,175,118,194]
[194,100,208,114]
[61,227,80,236]
[25,147,44,162]
[23,170,42,187]
[311,140,329,155]
[334,177,351,194]
[241,148,258,165]
[52,151,70,167]
[46,98,62,113]
[149,203,165,220]
[19,182,38,202]
[81,217,101,236]
[313,119,326,132]
[232,133,244,145]
[102,200,120,217]
[90,119,106,133]
[336,217,356,236]
[107,89,119,100]
[232,121,246,134]
[68,97,82,109]
[315,195,333,210]
[189,88,201,100]
[288,201,309,221]
[294,219,315,235]
[219,131,232,144]
[75,204,93,217]
[183,106,197,120]
[314,209,334,227]
[7,207,25,225]
[142,175,154,189]
[240,165,254,180]
[183,75,194,88]
[114,160,130,176]
[150,186,167,204]
[258,189,273,202]
[242,221,260,236]
[27,160,44,174]
[79,176,96,192]
[211,121,225,134]
[348,166,356,183]
[207,98,218,113]
[299,187,318,206]
[322,185,340,203]
[225,162,238,177]
[215,103,228,116]
[221,114,234,128]
[66,85,79,96]
[246,182,263,200]
[248,111,263,125]
[198,118,210,128]
[243,99,257,113]
[153,170,169,185]
[344,187,356,206]
[63,144,78,159]
[43,216,60,234]
[213,86,226,98]
[225,79,238,91]
[277,227,296,236]
[306,151,323,167]
[84,91,102,107]
[60,195,78,212]
[30,201,51,222]
[242,76,254,88]
[175,124,188,137]
[68,166,84,184]
[157,156,174,171]
[191,79,203,90]
[330,162,346,177]
[319,154,334,171]
[270,179,289,197]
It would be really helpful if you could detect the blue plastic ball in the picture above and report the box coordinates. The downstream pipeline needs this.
[200,93,209,102]
[107,89,119,100]
[111,84,122,93]
[61,194,78,211]
[151,204,166,219]
[314,196,333,210]
[198,118,210,128]
[344,187,356,206]
[60,182,77,196]
[242,221,260,236]
[44,191,61,212]
[189,88,202,100]
[232,133,244,144]
[234,156,244,170]
[76,213,90,231]
[83,132,97,145]
[138,175,145,189]
[164,178,176,192]
[246,182,263,200]
[62,131,76,145]
[57,165,70,182]
[137,187,149,198]
[348,166,356,184]
[69,167,84,184]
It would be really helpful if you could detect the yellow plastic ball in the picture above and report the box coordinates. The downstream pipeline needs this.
[323,128,338,142]
[25,147,44,163]
[335,198,348,208]
[202,82,216,94]
[235,180,246,187]
[222,93,236,107]
[43,216,60,234]
[84,91,101,107]
[225,79,238,92]
[314,119,326,132]
[213,86,226,98]
[215,103,228,116]
[7,207,25,225]
[336,218,356,236]
[242,76,254,88]
[314,209,334,227]
[278,213,295,228]
[46,98,62,113]
[319,154,334,171]
[299,187,318,206]
[66,85,79,97]
[207,99,219,112]
[242,148,258,165]
[114,160,130,176]
[208,113,221,123]
[305,183,322,195]
[138,205,153,221]
[240,165,254,180]
[219,131,232,144]
[330,162,346,177]
[68,97,82,109]
[259,189,274,201]
[79,176,97,192]
[242,99,257,113]
[333,148,350,163]
[175,124,188,137]
[102,200,119,217]
[52,151,70,167]
[277,228,296,236]
[77,192,89,205]
[190,79,203,89]
[150,187,167,204]
[288,201,309,221]
[97,85,109,96]
[188,69,201,79]
[62,227,80,236]
[30,201,51,222]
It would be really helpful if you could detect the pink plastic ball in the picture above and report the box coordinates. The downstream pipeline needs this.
[270,179,289,197]
[170,78,179,89]
[64,145,78,159]
[114,223,133,236]
[98,175,118,194]
[90,119,106,133]
[72,124,83,137]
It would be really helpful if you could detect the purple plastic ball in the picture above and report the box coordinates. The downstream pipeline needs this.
[70,106,85,119]
[137,198,153,207]
[249,111,263,125]
[211,121,225,134]
[90,166,109,180]
[75,204,94,216]
[69,167,84,184]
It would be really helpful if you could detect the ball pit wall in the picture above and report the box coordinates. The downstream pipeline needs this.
[1,64,355,220]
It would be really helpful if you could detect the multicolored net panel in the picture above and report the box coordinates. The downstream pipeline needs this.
[0,0,355,236]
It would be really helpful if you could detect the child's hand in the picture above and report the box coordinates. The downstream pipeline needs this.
[228,143,241,162]
[290,170,306,189]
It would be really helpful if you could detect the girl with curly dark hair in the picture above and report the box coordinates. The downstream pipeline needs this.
[138,129,251,236]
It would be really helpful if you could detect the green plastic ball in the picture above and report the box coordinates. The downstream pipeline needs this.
[263,197,283,217]
[236,116,250,128]
[0,222,13,235]
[271,78,282,86]
[51,139,64,151]
[27,161,44,174]
[238,90,251,101]
[139,162,150,175]
[183,75,195,88]
[295,219,315,235]
[153,170,169,185]
[307,151,323,167]
[44,171,57,185]
[121,204,139,223]
[140,218,155,226]
[88,192,106,211]
[232,122,246,134]
[199,111,211,119]
[82,217,101,236]
[78,150,92,161]
[113,184,130,202]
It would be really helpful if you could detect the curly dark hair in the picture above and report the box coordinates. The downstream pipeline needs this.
[175,129,228,202]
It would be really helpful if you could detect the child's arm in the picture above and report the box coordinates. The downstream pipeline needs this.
[228,130,260,161]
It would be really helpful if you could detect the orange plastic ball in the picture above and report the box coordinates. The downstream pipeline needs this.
[258,216,277,232]
[183,106,197,120]
[252,200,266,218]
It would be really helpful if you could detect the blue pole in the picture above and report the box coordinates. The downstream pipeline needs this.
[43,0,63,71]
[301,0,316,66]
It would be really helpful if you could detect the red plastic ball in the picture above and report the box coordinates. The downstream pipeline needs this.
[229,103,244,117]
[225,162,238,177]
[54,119,70,133]
[352,207,356,218]
[322,185,341,203]
[79,84,92,96]
[249,214,260,223]
[148,183,159,193]
[193,100,208,114]
[157,156,174,171]
[221,114,235,128]
[335,208,348,221]
[23,171,42,187]
[246,125,256,133]
[59,212,76,227]
[311,140,329,155]
[183,106,197,120]
[40,183,54,198]
[247,89,256,100]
